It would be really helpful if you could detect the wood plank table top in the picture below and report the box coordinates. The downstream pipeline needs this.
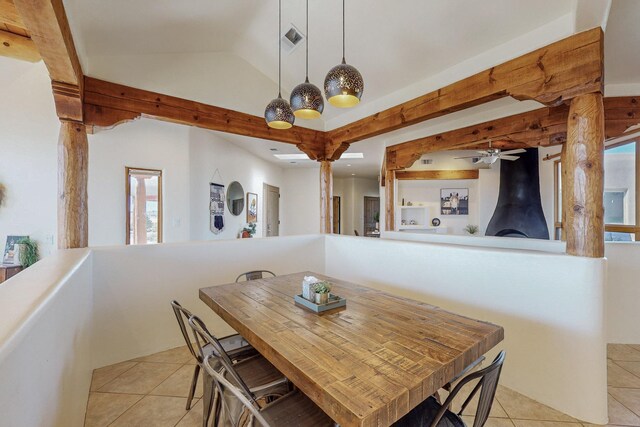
[200,272,503,427]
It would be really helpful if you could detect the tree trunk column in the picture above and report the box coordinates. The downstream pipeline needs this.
[564,93,605,257]
[385,169,395,231]
[320,161,333,234]
[58,120,89,249]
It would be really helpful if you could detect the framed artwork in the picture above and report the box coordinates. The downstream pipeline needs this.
[441,188,469,215]
[3,235,27,265]
[247,192,258,223]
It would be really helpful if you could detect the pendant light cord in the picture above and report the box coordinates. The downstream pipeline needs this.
[305,0,309,81]
[278,0,282,97]
[342,0,345,62]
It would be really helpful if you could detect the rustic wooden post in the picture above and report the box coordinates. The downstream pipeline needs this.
[563,93,605,257]
[58,120,89,249]
[320,161,333,234]
[385,169,395,231]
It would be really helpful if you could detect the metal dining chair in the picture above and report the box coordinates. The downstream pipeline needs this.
[203,354,334,427]
[235,270,276,283]
[188,315,290,427]
[392,351,506,427]
[170,300,257,410]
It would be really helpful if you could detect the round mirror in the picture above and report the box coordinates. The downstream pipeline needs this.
[226,181,245,216]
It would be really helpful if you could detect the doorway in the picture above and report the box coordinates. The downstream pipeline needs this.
[332,196,341,234]
[264,184,280,237]
[364,196,380,235]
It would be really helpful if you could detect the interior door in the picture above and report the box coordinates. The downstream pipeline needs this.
[364,196,380,234]
[264,184,280,237]
[332,196,341,234]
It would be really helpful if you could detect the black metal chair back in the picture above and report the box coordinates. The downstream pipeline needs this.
[235,270,276,283]
[187,314,256,402]
[203,354,269,427]
[170,300,201,362]
[433,351,506,427]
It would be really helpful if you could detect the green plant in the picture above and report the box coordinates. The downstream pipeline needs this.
[242,222,257,237]
[464,224,479,235]
[313,281,332,294]
[17,237,39,268]
[0,183,6,207]
[373,211,380,222]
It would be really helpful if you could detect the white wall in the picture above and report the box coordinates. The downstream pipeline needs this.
[89,119,191,246]
[606,242,640,343]
[281,167,320,236]
[90,235,325,367]
[0,58,59,257]
[187,128,285,240]
[0,249,92,427]
[398,179,479,235]
[324,235,607,424]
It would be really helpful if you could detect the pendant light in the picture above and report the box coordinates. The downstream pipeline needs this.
[290,0,324,119]
[265,0,295,129]
[324,0,364,108]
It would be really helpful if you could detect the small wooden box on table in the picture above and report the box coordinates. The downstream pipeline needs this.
[200,271,503,427]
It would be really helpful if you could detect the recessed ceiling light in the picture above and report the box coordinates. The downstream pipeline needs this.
[339,153,364,159]
[274,154,311,160]
[351,173,356,176]
[347,164,352,167]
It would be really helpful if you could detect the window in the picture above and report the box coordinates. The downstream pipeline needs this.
[126,167,163,245]
[553,141,638,242]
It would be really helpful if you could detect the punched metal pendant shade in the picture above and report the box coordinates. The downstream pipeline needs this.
[324,0,364,108]
[290,0,324,119]
[265,96,295,129]
[324,59,364,108]
[291,80,324,119]
[265,0,295,129]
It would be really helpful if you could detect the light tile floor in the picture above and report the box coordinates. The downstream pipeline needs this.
[84,344,640,427]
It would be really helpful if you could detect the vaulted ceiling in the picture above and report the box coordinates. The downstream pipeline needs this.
[53,0,638,178]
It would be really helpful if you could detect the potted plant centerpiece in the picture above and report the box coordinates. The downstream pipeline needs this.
[374,211,380,230]
[313,281,331,304]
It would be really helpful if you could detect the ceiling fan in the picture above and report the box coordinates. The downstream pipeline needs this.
[455,141,526,164]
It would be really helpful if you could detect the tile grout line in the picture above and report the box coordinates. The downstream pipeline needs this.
[609,390,640,421]
[94,361,140,392]
[610,359,640,383]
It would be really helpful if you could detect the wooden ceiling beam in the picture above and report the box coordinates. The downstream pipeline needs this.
[395,170,479,180]
[385,96,640,171]
[386,105,569,170]
[13,0,83,121]
[326,28,603,158]
[0,0,25,29]
[0,28,38,61]
[83,77,327,160]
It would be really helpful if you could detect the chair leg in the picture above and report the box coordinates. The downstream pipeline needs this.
[186,364,201,410]
[202,372,215,427]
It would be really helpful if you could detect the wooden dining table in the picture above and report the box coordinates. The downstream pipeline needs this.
[200,272,503,427]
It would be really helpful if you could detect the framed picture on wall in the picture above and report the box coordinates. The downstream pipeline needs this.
[3,235,27,265]
[247,192,258,223]
[441,188,469,215]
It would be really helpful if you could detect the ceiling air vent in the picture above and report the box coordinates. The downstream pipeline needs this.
[281,24,305,54]
[421,159,433,165]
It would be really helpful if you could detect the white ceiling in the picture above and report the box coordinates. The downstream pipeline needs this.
[65,0,575,125]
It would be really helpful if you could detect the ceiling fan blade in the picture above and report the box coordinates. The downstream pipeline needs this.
[454,155,481,159]
[474,158,485,164]
[500,149,526,155]
[476,150,489,154]
[499,155,520,161]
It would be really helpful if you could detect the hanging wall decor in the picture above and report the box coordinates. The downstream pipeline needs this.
[210,183,225,234]
[247,192,258,223]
